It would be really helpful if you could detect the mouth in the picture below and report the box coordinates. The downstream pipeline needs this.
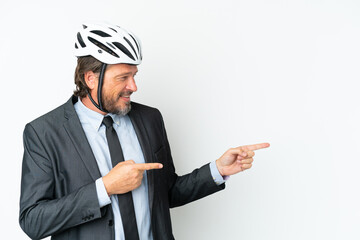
[120,96,130,102]
[118,92,132,102]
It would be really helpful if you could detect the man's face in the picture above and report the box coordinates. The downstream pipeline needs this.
[101,63,138,115]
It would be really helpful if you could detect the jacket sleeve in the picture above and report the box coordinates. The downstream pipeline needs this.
[156,111,225,208]
[19,124,102,239]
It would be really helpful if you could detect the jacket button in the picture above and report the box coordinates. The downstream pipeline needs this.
[108,220,114,226]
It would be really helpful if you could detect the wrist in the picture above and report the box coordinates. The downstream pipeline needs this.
[215,159,225,176]
[102,175,113,196]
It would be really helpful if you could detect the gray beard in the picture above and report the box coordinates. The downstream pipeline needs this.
[112,103,131,116]
[102,90,133,116]
[104,101,131,116]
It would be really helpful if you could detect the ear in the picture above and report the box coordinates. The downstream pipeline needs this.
[84,71,98,90]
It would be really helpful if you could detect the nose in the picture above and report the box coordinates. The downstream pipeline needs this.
[126,77,137,92]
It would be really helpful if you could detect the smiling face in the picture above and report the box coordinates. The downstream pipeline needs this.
[101,63,138,115]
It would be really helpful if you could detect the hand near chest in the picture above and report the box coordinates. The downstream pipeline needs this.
[102,160,163,195]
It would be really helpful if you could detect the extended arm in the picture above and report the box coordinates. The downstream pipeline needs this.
[155,111,269,208]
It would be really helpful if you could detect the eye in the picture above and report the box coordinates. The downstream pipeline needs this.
[116,76,127,82]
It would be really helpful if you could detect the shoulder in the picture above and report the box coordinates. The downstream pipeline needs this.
[129,101,167,133]
[24,97,73,135]
[130,101,163,119]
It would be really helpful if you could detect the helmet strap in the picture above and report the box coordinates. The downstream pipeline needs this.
[87,63,108,113]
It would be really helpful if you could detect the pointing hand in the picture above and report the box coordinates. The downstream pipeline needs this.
[216,143,270,176]
[103,160,163,195]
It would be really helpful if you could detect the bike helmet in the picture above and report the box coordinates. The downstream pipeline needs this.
[74,22,142,112]
[75,23,142,64]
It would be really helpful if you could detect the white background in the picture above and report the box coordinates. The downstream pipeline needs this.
[1,0,359,239]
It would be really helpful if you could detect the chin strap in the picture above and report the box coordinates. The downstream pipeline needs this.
[87,63,108,113]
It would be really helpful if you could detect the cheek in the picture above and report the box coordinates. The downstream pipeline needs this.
[110,86,126,100]
[104,82,126,98]
[104,85,118,95]
[115,84,127,95]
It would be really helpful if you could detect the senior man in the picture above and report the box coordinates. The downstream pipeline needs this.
[19,22,270,240]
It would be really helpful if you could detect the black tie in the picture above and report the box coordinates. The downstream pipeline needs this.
[102,116,140,240]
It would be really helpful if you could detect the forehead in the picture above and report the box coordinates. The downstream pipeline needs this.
[106,63,138,77]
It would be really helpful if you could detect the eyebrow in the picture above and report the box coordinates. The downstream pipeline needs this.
[114,71,138,78]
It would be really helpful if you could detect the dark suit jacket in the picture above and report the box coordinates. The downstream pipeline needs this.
[19,96,225,240]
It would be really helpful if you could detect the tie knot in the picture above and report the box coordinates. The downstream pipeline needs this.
[102,116,114,128]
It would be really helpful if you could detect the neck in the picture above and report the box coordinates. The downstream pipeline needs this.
[80,96,107,115]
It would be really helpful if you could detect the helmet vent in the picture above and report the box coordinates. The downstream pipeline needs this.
[82,24,88,29]
[106,42,116,49]
[109,27,117,33]
[123,37,138,59]
[88,36,120,58]
[128,33,140,53]
[77,32,86,48]
[90,30,112,37]
[112,42,135,61]
[75,43,78,49]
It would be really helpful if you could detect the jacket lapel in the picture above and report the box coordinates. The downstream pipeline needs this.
[128,105,155,214]
[63,96,102,181]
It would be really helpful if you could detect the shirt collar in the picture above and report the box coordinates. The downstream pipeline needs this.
[76,97,124,130]
[76,97,105,131]
[108,113,124,127]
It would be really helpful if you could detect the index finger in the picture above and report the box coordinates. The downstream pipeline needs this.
[241,142,270,151]
[135,163,163,171]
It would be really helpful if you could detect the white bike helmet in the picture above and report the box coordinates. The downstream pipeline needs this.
[74,23,142,113]
[75,23,142,64]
